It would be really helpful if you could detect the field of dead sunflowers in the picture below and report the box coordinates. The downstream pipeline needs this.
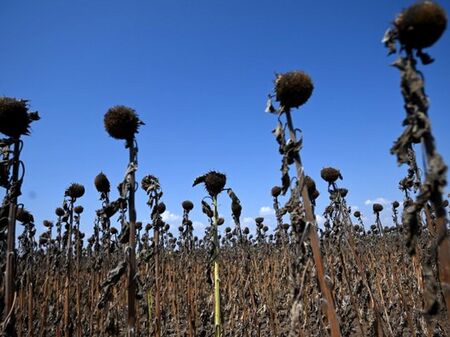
[1,2,449,337]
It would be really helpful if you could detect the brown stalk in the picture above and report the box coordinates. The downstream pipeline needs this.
[284,108,341,337]
[4,140,20,332]
[154,217,161,337]
[127,140,138,337]
[64,198,74,337]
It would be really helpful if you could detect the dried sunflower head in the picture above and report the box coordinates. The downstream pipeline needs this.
[320,167,342,184]
[74,206,84,215]
[373,203,384,213]
[193,171,227,197]
[231,201,242,218]
[157,202,166,214]
[182,200,194,212]
[104,105,144,141]
[304,176,316,193]
[311,189,320,200]
[94,172,110,194]
[255,217,264,224]
[354,211,361,218]
[43,220,53,228]
[0,97,39,138]
[271,186,282,198]
[338,188,348,198]
[275,71,314,109]
[55,207,65,217]
[395,1,447,50]
[141,175,160,193]
[65,183,85,199]
[16,208,33,223]
[392,200,400,209]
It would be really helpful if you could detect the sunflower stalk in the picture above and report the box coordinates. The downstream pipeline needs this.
[3,139,21,337]
[63,198,74,337]
[126,140,138,337]
[392,52,450,322]
[284,108,342,337]
[212,195,222,337]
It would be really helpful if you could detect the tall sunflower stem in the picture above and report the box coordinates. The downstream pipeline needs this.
[212,196,222,337]
[284,108,342,337]
[4,139,20,333]
[127,140,137,337]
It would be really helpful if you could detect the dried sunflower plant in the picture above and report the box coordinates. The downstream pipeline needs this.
[266,72,341,337]
[0,97,39,337]
[383,0,450,321]
[103,105,144,337]
[193,171,227,337]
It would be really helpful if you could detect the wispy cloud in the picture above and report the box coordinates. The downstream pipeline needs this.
[364,197,391,206]
[192,221,206,229]
[259,206,275,216]
[161,211,181,223]
[243,217,254,225]
[316,214,325,227]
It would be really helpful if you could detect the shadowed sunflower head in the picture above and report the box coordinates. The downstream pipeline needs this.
[16,208,34,224]
[271,186,282,198]
[74,206,84,215]
[182,200,194,212]
[55,207,65,217]
[320,167,342,184]
[104,105,144,141]
[0,97,39,138]
[65,183,85,199]
[275,71,314,109]
[193,171,227,197]
[395,1,447,50]
[94,172,110,194]
[373,203,384,213]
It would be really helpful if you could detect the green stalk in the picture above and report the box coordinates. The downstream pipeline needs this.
[212,196,221,337]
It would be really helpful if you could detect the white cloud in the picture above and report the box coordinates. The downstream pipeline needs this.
[161,211,181,223]
[192,221,206,229]
[316,214,325,227]
[259,206,275,216]
[243,217,254,225]
[364,197,391,206]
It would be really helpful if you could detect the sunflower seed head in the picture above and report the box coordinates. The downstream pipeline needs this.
[395,1,447,50]
[182,200,194,212]
[94,172,110,194]
[65,183,85,199]
[0,97,38,138]
[320,167,342,184]
[373,203,384,213]
[275,71,314,109]
[104,105,144,141]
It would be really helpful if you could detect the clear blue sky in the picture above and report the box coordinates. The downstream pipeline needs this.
[1,0,449,236]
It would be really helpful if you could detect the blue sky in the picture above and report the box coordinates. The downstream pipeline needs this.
[1,0,449,236]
